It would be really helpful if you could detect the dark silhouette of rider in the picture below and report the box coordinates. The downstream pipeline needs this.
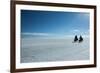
[74,35,78,42]
[79,35,83,42]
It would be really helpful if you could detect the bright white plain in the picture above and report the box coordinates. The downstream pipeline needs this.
[0,0,100,73]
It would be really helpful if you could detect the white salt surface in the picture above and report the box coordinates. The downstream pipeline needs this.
[21,37,90,63]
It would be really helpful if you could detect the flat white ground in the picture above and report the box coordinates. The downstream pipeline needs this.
[21,37,90,63]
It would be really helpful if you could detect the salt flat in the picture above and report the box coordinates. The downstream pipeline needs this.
[21,37,90,63]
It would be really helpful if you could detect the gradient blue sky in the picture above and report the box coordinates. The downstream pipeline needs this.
[21,10,90,37]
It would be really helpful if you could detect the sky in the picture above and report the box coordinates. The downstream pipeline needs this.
[21,10,90,38]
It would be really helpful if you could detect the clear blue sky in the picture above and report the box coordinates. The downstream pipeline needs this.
[21,10,89,37]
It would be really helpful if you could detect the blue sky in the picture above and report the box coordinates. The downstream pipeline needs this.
[21,10,90,38]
